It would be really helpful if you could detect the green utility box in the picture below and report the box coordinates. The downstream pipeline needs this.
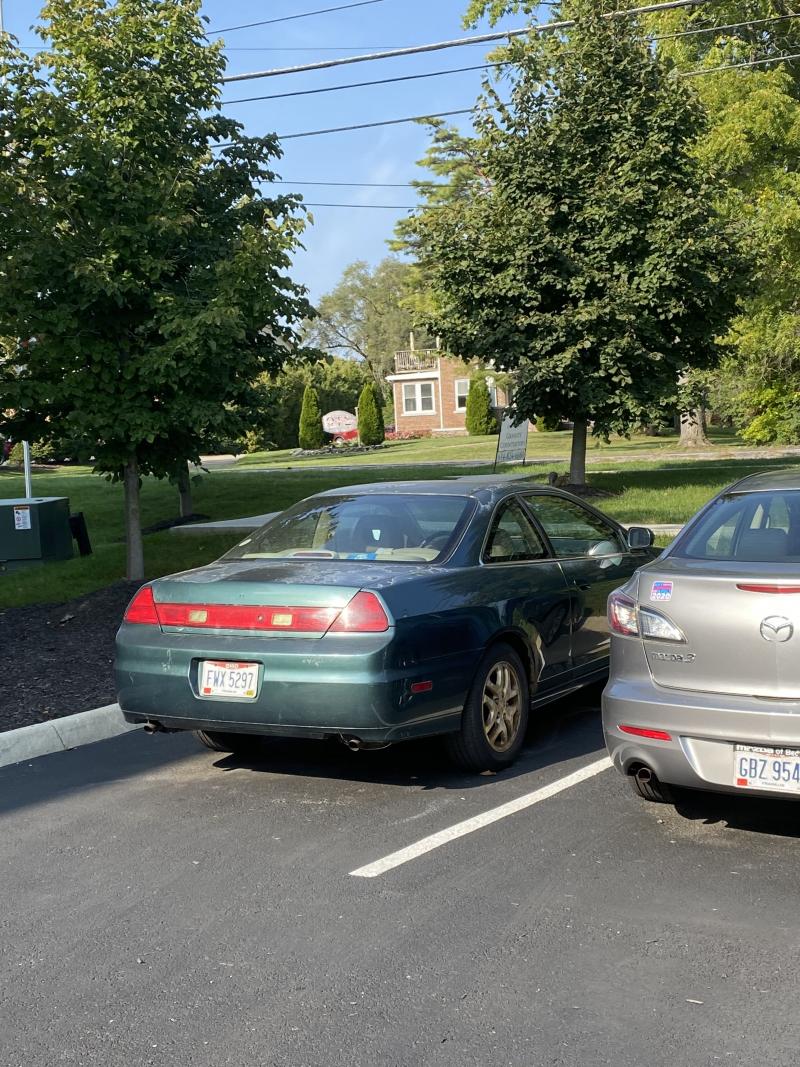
[0,497,74,571]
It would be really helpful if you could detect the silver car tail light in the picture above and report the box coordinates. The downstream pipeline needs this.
[639,609,685,643]
[608,591,639,636]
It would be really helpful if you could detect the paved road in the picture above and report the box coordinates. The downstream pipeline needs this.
[2,695,799,1067]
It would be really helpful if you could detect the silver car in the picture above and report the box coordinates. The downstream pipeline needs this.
[603,468,800,803]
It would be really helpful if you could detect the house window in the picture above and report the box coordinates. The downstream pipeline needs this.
[486,376,498,407]
[403,382,435,415]
[455,379,470,411]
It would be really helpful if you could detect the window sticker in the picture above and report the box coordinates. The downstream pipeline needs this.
[650,580,673,602]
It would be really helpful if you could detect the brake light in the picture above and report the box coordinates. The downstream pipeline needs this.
[124,586,160,625]
[329,591,390,633]
[608,591,638,636]
[155,602,341,633]
[737,584,800,594]
[619,724,673,742]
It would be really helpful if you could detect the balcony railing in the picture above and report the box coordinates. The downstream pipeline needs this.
[394,350,439,373]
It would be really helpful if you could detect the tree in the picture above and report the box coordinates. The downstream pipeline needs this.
[645,2,800,445]
[403,2,743,482]
[303,258,431,383]
[0,0,311,579]
[357,382,385,446]
[465,378,497,436]
[298,386,325,450]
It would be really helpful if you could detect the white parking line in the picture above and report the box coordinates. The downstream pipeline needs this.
[350,755,612,878]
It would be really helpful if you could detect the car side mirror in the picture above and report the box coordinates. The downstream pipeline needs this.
[627,526,654,550]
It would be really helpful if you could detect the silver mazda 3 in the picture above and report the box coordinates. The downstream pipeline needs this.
[603,468,800,803]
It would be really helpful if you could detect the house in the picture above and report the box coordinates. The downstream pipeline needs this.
[387,347,509,435]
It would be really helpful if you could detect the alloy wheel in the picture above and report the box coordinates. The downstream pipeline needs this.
[481,661,522,753]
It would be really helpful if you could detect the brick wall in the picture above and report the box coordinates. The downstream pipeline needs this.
[392,358,510,435]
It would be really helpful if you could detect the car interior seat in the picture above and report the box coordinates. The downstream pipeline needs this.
[487,528,516,561]
[350,514,408,553]
[736,527,789,561]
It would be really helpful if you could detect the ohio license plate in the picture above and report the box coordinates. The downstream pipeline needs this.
[733,744,800,793]
[199,660,258,700]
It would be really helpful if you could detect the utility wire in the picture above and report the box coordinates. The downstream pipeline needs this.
[270,180,439,187]
[684,50,800,75]
[221,12,800,108]
[224,63,501,105]
[221,0,709,82]
[302,202,416,208]
[280,107,477,140]
[210,1,387,36]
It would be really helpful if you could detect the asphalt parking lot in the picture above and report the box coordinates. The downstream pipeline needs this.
[2,692,800,1067]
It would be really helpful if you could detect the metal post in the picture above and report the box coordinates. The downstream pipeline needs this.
[23,441,33,499]
[0,0,5,35]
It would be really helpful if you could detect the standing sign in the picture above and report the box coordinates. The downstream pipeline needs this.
[494,415,529,469]
[322,410,358,434]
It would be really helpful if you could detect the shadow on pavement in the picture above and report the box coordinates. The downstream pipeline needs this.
[0,729,199,819]
[213,692,607,793]
[671,788,800,839]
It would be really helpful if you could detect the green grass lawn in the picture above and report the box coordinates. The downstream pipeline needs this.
[2,451,797,609]
[235,428,744,469]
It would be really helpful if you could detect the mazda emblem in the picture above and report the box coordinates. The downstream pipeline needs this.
[760,616,794,643]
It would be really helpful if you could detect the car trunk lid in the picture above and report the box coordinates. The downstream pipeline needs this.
[640,559,800,699]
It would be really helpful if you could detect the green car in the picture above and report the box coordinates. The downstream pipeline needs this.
[115,480,655,771]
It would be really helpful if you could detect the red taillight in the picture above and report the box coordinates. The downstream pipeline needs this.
[155,602,341,633]
[328,591,390,633]
[608,591,639,636]
[737,584,800,594]
[124,586,159,625]
[619,724,673,742]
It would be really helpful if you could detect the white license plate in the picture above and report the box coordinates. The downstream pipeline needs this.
[733,744,800,793]
[199,660,258,700]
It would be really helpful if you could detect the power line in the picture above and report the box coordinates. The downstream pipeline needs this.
[210,1,387,36]
[223,62,502,105]
[302,202,415,208]
[684,50,800,76]
[271,180,438,187]
[220,13,800,108]
[221,0,709,83]
[280,107,477,140]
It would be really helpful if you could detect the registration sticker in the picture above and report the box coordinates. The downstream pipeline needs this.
[650,581,673,602]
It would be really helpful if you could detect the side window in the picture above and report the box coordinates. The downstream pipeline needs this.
[524,495,625,559]
[484,500,547,563]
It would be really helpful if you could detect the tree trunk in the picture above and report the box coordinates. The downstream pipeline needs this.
[177,461,193,519]
[569,420,587,485]
[124,455,145,581]
[679,406,710,448]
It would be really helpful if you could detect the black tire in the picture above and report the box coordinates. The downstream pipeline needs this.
[194,729,264,755]
[446,642,529,772]
[629,768,674,804]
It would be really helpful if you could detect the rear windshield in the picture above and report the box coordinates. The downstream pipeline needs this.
[224,493,474,564]
[675,489,800,562]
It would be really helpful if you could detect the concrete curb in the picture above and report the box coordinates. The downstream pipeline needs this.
[0,704,141,770]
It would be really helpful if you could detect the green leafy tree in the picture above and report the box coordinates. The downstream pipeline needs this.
[357,382,385,446]
[403,2,743,482]
[303,258,433,383]
[298,386,325,450]
[465,377,498,436]
[646,2,800,444]
[0,0,311,578]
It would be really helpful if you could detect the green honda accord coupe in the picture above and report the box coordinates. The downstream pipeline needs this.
[115,480,656,771]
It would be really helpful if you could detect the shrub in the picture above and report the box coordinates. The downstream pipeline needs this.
[358,382,385,446]
[298,385,325,450]
[465,378,498,436]
[536,415,562,433]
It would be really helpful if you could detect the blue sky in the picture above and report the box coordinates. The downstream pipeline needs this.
[6,0,526,302]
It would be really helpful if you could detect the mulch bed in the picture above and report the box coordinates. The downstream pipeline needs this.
[0,581,142,733]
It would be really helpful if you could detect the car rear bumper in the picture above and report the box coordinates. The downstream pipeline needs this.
[115,624,469,743]
[603,676,800,799]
